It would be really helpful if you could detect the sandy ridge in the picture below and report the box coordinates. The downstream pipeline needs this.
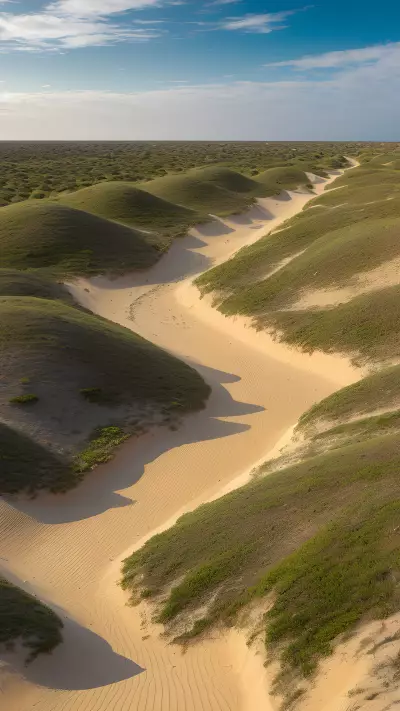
[0,170,360,711]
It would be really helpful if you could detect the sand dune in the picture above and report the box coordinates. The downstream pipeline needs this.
[0,174,360,711]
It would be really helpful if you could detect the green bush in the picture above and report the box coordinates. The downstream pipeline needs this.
[10,393,39,405]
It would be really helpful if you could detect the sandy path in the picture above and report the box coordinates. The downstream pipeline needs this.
[0,176,359,711]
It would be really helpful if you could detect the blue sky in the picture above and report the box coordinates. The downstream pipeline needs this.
[0,0,399,138]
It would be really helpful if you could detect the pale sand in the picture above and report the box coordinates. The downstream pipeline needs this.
[292,254,400,311]
[0,172,363,711]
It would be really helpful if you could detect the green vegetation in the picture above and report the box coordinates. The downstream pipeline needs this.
[122,434,400,680]
[0,577,63,662]
[311,409,400,444]
[0,296,209,408]
[57,181,201,238]
[267,284,400,363]
[0,296,210,494]
[0,201,158,276]
[118,151,400,701]
[0,141,362,205]
[9,393,39,405]
[196,189,400,298]
[73,426,129,473]
[216,216,400,314]
[299,365,400,429]
[253,166,313,194]
[141,164,323,216]
[0,269,72,301]
[196,161,400,367]
[79,387,108,403]
[141,172,255,216]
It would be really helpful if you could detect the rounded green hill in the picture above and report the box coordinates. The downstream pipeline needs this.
[0,200,158,275]
[141,173,253,216]
[57,181,200,236]
[0,269,72,301]
[0,296,210,494]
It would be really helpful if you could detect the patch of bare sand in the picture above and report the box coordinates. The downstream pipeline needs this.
[0,171,362,711]
[297,614,400,711]
[291,255,400,311]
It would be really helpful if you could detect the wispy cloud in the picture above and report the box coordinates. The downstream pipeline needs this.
[267,42,400,69]
[47,0,163,17]
[220,10,296,34]
[207,0,241,6]
[0,0,167,51]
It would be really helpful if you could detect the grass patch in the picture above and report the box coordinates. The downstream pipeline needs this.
[309,410,400,450]
[218,216,400,314]
[0,578,63,662]
[79,387,110,404]
[122,433,400,674]
[9,393,39,405]
[267,284,400,364]
[196,193,400,298]
[254,501,400,677]
[299,365,400,428]
[73,426,129,473]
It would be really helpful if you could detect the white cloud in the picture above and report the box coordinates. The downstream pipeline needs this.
[207,0,241,6]
[221,11,295,33]
[1,47,400,140]
[47,0,162,16]
[0,7,163,50]
[267,42,400,70]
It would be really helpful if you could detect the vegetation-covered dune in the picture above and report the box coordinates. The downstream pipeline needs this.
[0,578,63,662]
[0,296,210,494]
[122,433,400,679]
[57,181,201,238]
[0,269,72,301]
[253,166,312,193]
[140,172,254,216]
[121,155,400,704]
[0,201,158,276]
[197,162,400,366]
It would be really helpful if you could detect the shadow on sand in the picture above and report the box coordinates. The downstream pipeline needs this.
[1,612,143,691]
[9,361,264,525]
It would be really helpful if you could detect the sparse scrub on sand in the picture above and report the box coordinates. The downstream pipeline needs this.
[196,191,400,298]
[197,162,400,367]
[122,434,400,680]
[216,216,400,314]
[73,426,129,473]
[299,365,400,429]
[0,578,63,662]
[79,387,109,404]
[9,393,39,405]
[267,284,400,364]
